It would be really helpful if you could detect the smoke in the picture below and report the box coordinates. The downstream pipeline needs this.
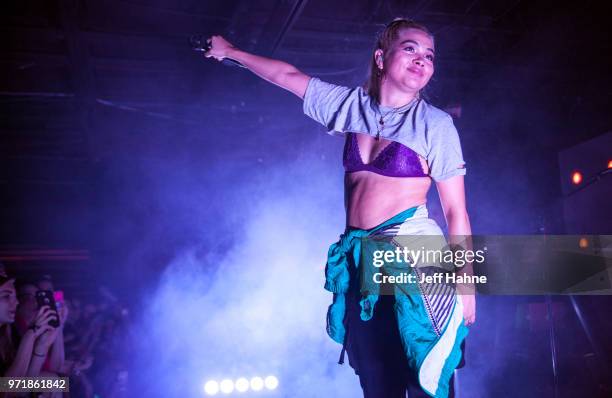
[125,142,362,397]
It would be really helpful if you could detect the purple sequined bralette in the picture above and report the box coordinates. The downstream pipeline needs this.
[343,132,428,178]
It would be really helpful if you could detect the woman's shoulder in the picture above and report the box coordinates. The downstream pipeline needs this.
[415,99,453,125]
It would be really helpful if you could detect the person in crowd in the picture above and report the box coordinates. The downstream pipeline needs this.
[0,269,60,378]
[14,277,66,375]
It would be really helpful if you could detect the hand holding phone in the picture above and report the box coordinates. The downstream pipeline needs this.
[35,290,60,328]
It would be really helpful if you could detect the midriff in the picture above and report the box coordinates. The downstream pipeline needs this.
[345,172,431,229]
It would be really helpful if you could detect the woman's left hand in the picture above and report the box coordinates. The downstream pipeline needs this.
[461,294,476,326]
[34,326,60,354]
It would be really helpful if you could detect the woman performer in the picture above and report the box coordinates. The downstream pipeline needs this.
[205,18,475,398]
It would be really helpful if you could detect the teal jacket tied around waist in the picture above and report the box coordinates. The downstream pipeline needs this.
[324,206,469,398]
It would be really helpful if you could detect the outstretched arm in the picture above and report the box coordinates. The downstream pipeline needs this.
[204,36,311,99]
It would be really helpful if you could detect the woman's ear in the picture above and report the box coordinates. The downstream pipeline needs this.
[374,49,384,70]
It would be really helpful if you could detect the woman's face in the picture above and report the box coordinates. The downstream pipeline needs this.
[379,28,435,94]
[16,284,38,325]
[0,281,18,325]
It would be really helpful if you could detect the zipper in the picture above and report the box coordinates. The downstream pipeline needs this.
[413,267,441,336]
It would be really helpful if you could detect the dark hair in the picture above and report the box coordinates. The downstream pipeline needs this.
[364,18,435,102]
[0,324,16,375]
[14,278,38,293]
[0,276,16,375]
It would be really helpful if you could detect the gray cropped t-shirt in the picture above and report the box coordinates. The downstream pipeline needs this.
[303,77,466,181]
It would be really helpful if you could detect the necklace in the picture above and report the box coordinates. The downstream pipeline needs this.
[376,108,398,140]
[375,97,419,140]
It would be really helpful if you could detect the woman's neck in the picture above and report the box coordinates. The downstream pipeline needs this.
[378,82,418,108]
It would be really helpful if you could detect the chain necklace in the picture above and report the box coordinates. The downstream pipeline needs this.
[375,97,419,140]
[376,108,400,140]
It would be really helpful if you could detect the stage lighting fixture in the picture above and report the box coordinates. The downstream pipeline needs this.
[250,377,264,391]
[264,375,279,390]
[571,171,582,184]
[219,379,234,394]
[204,380,219,395]
[235,378,249,392]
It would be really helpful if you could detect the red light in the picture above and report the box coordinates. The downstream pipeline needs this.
[608,160,612,169]
[571,171,582,185]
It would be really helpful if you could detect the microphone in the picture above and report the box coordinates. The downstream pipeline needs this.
[190,35,245,68]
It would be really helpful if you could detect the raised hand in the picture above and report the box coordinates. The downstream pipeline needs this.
[29,306,58,338]
[203,35,236,61]
[34,326,60,355]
